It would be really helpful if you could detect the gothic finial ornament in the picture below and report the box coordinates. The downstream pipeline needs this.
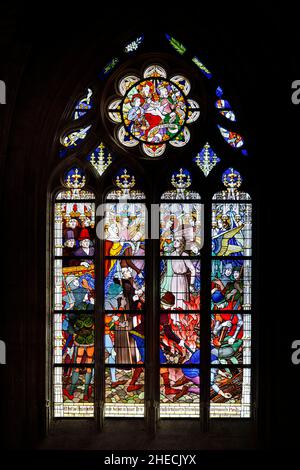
[171,168,191,190]
[115,168,136,191]
[222,168,242,189]
[106,168,145,200]
[64,167,86,189]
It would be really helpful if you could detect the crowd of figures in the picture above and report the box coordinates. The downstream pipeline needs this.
[57,200,246,408]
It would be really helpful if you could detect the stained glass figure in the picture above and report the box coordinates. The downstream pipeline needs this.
[210,368,251,418]
[87,142,113,176]
[193,142,221,177]
[160,260,200,311]
[211,259,251,311]
[122,80,186,143]
[160,367,200,418]
[213,168,251,201]
[73,88,93,120]
[117,125,140,148]
[54,367,94,417]
[61,125,91,149]
[108,66,200,157]
[53,313,95,365]
[160,202,202,256]
[192,56,212,79]
[105,314,144,364]
[165,34,186,55]
[54,259,95,311]
[212,202,252,256]
[54,201,95,257]
[124,35,144,53]
[104,202,146,255]
[105,367,145,417]
[211,313,251,365]
[160,313,200,364]
[218,125,244,149]
[105,259,145,311]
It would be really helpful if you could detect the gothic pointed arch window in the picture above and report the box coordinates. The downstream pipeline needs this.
[49,32,254,427]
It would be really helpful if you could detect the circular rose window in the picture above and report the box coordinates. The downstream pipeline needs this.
[122,79,187,144]
[107,65,200,157]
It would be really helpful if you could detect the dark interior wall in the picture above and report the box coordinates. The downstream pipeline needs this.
[0,4,298,451]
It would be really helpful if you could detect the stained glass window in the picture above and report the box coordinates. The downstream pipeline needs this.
[210,168,252,418]
[50,32,254,428]
[53,166,95,417]
[104,169,146,417]
[160,170,202,418]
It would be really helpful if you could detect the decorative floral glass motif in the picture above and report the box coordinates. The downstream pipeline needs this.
[192,56,212,79]
[215,99,236,122]
[218,125,244,149]
[87,142,113,176]
[100,57,119,79]
[61,125,91,149]
[107,65,200,157]
[73,88,93,120]
[165,33,186,55]
[124,35,144,53]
